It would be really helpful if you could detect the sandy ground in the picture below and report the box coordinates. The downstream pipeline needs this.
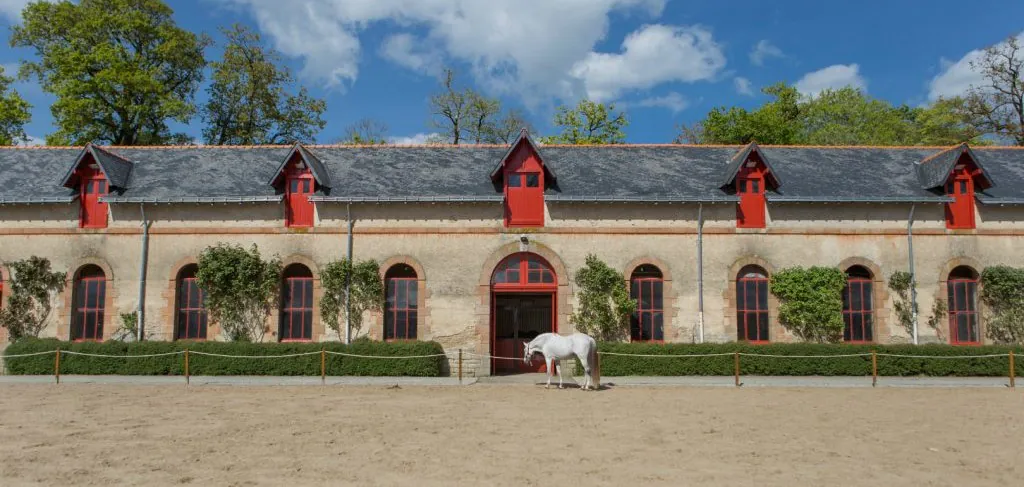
[0,384,1021,486]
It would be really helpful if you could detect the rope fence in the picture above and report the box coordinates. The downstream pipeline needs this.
[0,348,1016,389]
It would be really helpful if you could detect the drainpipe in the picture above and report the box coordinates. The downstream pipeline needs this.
[137,204,150,341]
[697,202,705,344]
[345,202,353,344]
[907,204,919,345]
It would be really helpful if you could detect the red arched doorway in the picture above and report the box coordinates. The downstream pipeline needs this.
[490,252,557,374]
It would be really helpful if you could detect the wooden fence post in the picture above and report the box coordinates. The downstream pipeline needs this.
[458,349,463,384]
[1010,351,1015,390]
[185,349,190,386]
[734,352,740,387]
[54,348,61,385]
[872,350,878,388]
[321,347,326,386]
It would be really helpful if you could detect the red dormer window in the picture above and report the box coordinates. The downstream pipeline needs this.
[945,162,976,230]
[78,164,109,229]
[736,157,767,228]
[503,147,545,227]
[285,160,314,228]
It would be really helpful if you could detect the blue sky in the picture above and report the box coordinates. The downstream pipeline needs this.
[1,0,1022,144]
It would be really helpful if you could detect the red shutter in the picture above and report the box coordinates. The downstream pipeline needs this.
[80,175,109,229]
[945,172,975,229]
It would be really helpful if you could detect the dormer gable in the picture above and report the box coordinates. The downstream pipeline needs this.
[719,142,781,190]
[269,143,332,191]
[915,143,994,191]
[489,129,557,189]
[60,144,134,191]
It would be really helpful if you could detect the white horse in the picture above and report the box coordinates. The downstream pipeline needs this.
[523,332,599,390]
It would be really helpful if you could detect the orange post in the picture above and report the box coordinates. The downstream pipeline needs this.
[871,350,878,388]
[185,349,190,386]
[1010,351,1015,390]
[458,349,463,384]
[321,348,326,386]
[54,348,61,385]
[734,352,740,387]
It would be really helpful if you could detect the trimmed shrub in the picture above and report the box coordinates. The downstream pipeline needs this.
[3,339,445,377]
[587,342,1024,377]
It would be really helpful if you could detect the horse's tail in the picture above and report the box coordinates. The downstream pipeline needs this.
[589,337,600,389]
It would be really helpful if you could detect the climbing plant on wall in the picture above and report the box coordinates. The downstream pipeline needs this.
[320,258,384,339]
[770,267,847,343]
[888,271,916,337]
[980,266,1024,344]
[196,243,282,342]
[0,257,66,341]
[569,254,636,341]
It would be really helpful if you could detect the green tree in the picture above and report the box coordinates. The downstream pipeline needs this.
[912,97,986,145]
[770,267,847,343]
[963,35,1024,145]
[699,83,801,144]
[320,258,384,339]
[542,99,628,144]
[195,244,282,342]
[338,118,389,145]
[429,68,471,144]
[569,254,636,341]
[11,0,209,145]
[466,91,501,144]
[489,108,534,144]
[0,257,66,340]
[0,65,31,146]
[202,24,326,145]
[980,266,1024,344]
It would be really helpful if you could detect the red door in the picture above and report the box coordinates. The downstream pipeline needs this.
[945,174,975,229]
[737,176,765,228]
[503,144,544,226]
[490,253,558,374]
[80,175,109,228]
[286,175,314,227]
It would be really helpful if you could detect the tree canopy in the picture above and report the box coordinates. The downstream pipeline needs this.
[542,99,628,145]
[11,0,209,145]
[0,65,31,146]
[679,83,985,146]
[963,35,1024,145]
[202,24,326,145]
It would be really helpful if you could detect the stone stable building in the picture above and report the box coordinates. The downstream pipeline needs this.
[0,132,1022,376]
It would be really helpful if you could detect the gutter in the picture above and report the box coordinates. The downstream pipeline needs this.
[697,202,704,344]
[345,202,353,344]
[137,204,150,341]
[908,204,919,345]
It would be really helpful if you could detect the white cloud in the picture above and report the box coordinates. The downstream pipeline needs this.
[387,132,441,145]
[570,24,726,102]
[379,33,443,76]
[928,32,1024,100]
[0,63,18,77]
[221,0,669,99]
[794,64,867,97]
[734,76,753,96]
[630,92,689,113]
[0,0,31,22]
[749,40,782,66]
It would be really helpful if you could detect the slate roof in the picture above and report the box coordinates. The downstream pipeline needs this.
[0,143,1022,205]
[915,143,995,190]
[719,142,782,188]
[59,144,134,189]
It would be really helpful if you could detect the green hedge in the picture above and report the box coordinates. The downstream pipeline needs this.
[588,342,1024,377]
[3,338,446,377]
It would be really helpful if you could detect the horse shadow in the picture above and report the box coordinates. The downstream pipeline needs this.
[531,380,616,392]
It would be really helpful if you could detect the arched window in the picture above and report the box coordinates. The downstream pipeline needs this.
[843,266,874,343]
[630,264,664,341]
[736,265,769,342]
[71,265,106,341]
[279,264,313,341]
[384,264,418,340]
[947,266,980,345]
[175,264,207,340]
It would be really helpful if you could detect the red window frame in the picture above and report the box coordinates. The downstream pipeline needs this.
[490,253,556,290]
[175,273,208,341]
[630,266,664,342]
[944,169,976,230]
[72,268,106,341]
[947,276,980,345]
[843,275,874,343]
[736,162,767,229]
[736,268,769,343]
[384,277,418,340]
[79,173,109,229]
[280,273,313,341]
[285,161,315,228]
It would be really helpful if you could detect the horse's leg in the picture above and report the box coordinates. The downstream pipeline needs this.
[556,362,563,389]
[581,353,592,391]
[545,356,553,389]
